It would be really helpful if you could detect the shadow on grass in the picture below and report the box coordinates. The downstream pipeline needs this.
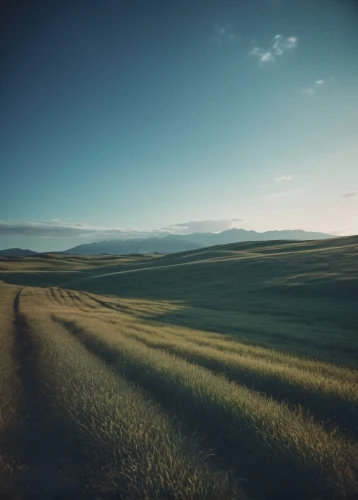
[57,315,324,500]
[2,237,358,368]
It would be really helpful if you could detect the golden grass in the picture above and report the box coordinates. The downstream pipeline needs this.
[47,288,358,378]
[51,308,358,499]
[68,289,358,379]
[86,314,358,436]
[1,235,357,498]
[0,282,26,497]
[19,287,240,499]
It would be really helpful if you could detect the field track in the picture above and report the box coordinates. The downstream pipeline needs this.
[1,283,242,499]
[0,283,25,498]
[13,288,68,498]
[1,279,357,499]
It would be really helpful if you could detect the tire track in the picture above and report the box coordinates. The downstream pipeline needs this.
[0,285,27,499]
[79,291,129,314]
[53,315,256,496]
[13,290,68,499]
[67,291,93,312]
[70,291,97,310]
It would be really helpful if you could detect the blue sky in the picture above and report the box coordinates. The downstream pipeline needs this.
[1,0,357,251]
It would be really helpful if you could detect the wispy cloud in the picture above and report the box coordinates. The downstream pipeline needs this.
[341,191,357,198]
[249,46,275,64]
[249,34,298,65]
[275,175,292,182]
[261,51,275,63]
[211,23,238,43]
[263,188,305,200]
[302,79,326,96]
[164,218,243,234]
[272,35,298,55]
[0,219,244,240]
[0,220,162,239]
[162,219,244,234]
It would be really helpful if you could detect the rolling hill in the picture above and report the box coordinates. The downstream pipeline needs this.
[0,235,357,498]
[0,248,38,257]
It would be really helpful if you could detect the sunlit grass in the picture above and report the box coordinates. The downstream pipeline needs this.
[86,315,358,436]
[53,310,358,499]
[1,236,358,498]
[19,290,239,499]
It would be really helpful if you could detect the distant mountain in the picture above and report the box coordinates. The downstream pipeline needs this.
[64,236,203,255]
[64,229,335,255]
[0,248,38,257]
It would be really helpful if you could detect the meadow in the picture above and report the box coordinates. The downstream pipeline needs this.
[0,236,357,499]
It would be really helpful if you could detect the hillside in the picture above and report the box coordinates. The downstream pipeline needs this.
[0,248,38,257]
[0,235,357,498]
[1,236,357,365]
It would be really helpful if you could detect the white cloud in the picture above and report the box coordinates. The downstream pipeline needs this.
[250,34,298,65]
[302,79,326,96]
[211,23,237,43]
[261,51,274,63]
[272,34,298,55]
[0,218,244,240]
[249,46,275,64]
[341,191,357,198]
[275,176,292,182]
[163,219,244,234]
[0,220,163,239]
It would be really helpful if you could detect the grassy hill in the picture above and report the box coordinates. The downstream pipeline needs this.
[0,236,357,498]
[0,248,38,257]
[3,236,356,364]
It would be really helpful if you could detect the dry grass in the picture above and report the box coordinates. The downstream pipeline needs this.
[0,282,26,498]
[51,308,358,499]
[88,315,358,436]
[0,236,357,498]
[18,287,240,499]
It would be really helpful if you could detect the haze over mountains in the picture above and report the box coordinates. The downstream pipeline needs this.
[0,228,335,257]
[64,229,334,255]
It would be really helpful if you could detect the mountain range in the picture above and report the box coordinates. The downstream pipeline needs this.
[63,229,334,255]
[0,229,336,257]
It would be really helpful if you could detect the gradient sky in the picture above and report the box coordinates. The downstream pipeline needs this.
[1,0,357,251]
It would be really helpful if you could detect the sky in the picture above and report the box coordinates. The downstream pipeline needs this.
[1,0,358,251]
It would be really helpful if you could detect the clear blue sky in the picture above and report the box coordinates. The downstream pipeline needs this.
[1,0,357,251]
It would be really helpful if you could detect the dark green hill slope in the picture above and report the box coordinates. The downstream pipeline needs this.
[1,236,357,365]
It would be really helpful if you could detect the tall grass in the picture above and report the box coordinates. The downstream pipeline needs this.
[73,288,358,377]
[56,312,358,499]
[0,282,26,497]
[20,291,240,499]
[153,320,358,382]
[2,234,358,499]
[54,293,358,435]
[100,320,358,436]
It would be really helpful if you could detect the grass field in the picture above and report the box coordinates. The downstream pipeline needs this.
[0,236,357,499]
